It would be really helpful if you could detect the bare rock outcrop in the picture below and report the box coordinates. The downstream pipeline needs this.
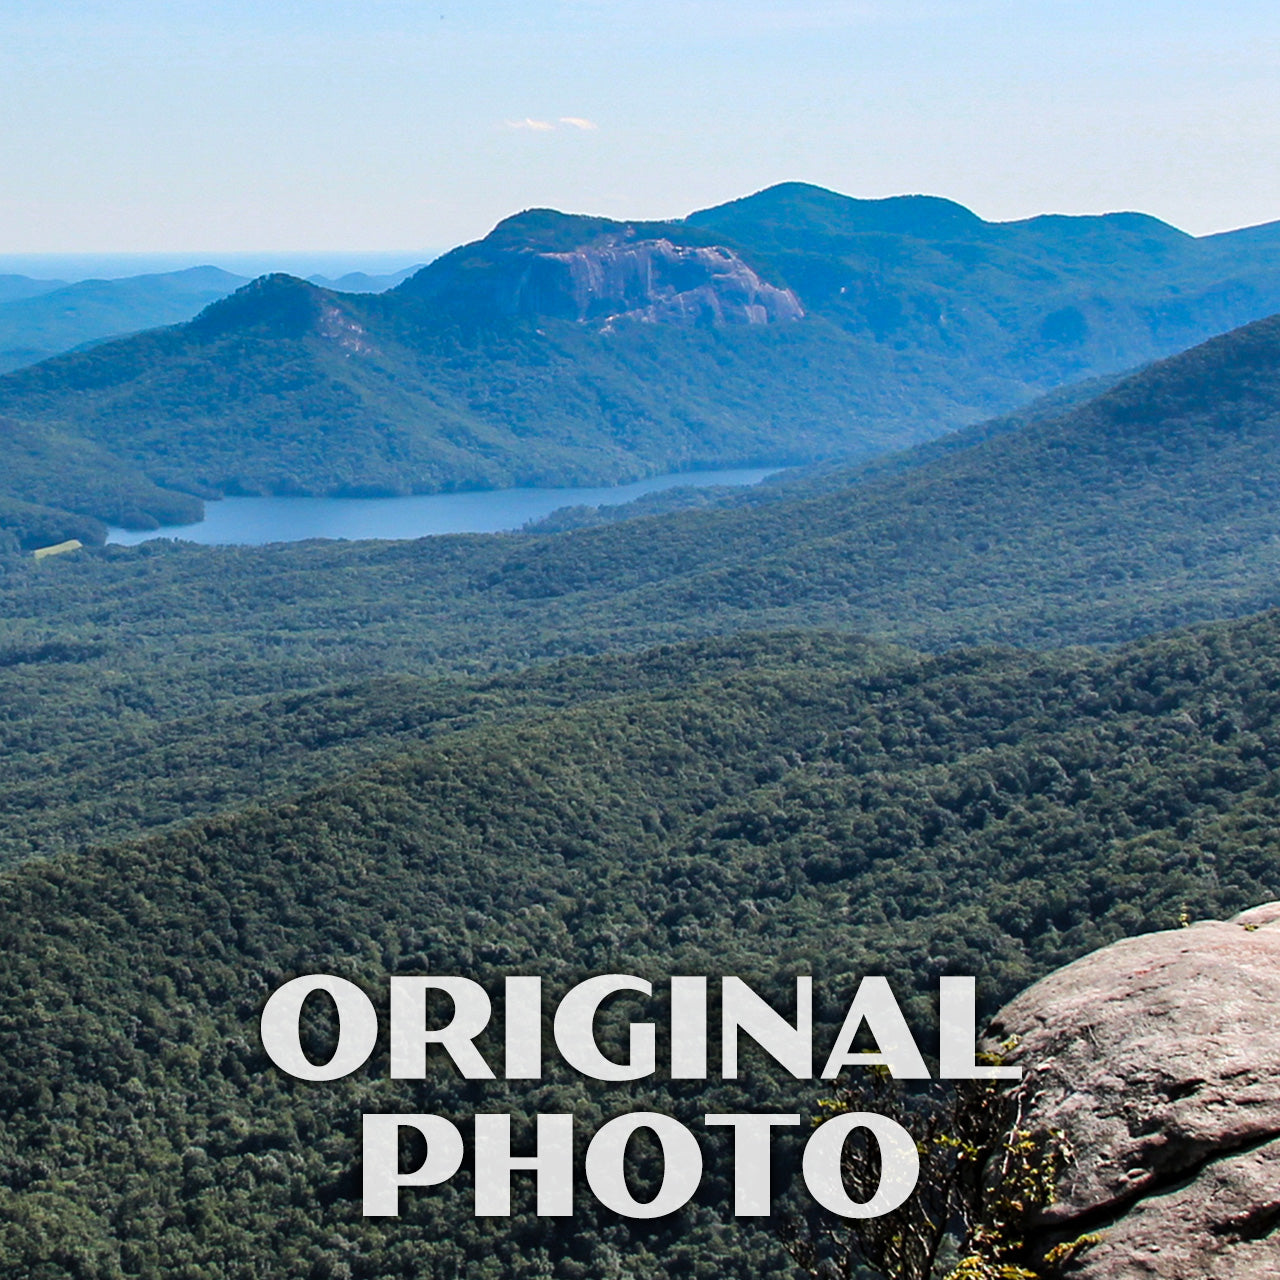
[988,903,1280,1277]
[478,236,803,328]
[401,217,805,329]
[539,238,804,329]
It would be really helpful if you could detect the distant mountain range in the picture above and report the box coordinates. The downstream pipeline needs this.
[7,181,1280,546]
[0,263,423,375]
[0,274,71,304]
[0,266,248,374]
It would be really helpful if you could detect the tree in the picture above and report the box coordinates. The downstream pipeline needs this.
[777,1057,1083,1280]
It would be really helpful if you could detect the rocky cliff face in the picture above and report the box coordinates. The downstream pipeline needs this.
[534,238,804,329]
[408,229,805,329]
[988,904,1280,1277]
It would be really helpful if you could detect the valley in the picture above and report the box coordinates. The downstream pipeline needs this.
[4,183,1280,1279]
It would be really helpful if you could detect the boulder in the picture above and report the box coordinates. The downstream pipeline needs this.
[987,903,1280,1277]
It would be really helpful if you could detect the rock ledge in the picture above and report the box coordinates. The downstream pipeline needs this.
[988,904,1280,1277]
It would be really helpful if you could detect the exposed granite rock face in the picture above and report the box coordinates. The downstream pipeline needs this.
[988,904,1280,1277]
[512,237,803,328]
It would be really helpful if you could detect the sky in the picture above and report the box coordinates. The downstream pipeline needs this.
[2,0,1279,256]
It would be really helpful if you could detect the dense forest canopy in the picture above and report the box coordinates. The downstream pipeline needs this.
[3,616,1280,1277]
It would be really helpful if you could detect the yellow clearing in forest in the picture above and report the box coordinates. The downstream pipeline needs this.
[32,539,83,560]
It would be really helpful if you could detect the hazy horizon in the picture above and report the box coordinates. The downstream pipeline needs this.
[4,2,1280,254]
[4,183,1280,285]
[0,250,440,283]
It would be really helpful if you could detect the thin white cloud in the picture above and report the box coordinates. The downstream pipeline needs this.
[503,116,599,133]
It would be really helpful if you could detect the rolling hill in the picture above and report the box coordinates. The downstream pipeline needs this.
[0,264,426,376]
[0,274,69,305]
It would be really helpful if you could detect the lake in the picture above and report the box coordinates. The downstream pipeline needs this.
[105,468,779,546]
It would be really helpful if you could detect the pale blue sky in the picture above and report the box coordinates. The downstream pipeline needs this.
[3,1,1279,252]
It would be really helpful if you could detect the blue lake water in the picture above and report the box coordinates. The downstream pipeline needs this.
[105,468,779,546]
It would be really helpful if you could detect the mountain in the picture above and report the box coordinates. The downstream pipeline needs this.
[0,274,69,305]
[307,266,426,293]
[0,265,250,374]
[0,264,422,379]
[2,615,1280,1276]
[8,183,1280,540]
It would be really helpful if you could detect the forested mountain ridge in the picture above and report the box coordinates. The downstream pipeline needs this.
[6,296,1279,660]
[528,368,1134,531]
[3,615,1280,1277]
[0,263,425,376]
[8,182,1280,543]
[465,306,1280,644]
[5,305,1280,879]
[0,266,247,375]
